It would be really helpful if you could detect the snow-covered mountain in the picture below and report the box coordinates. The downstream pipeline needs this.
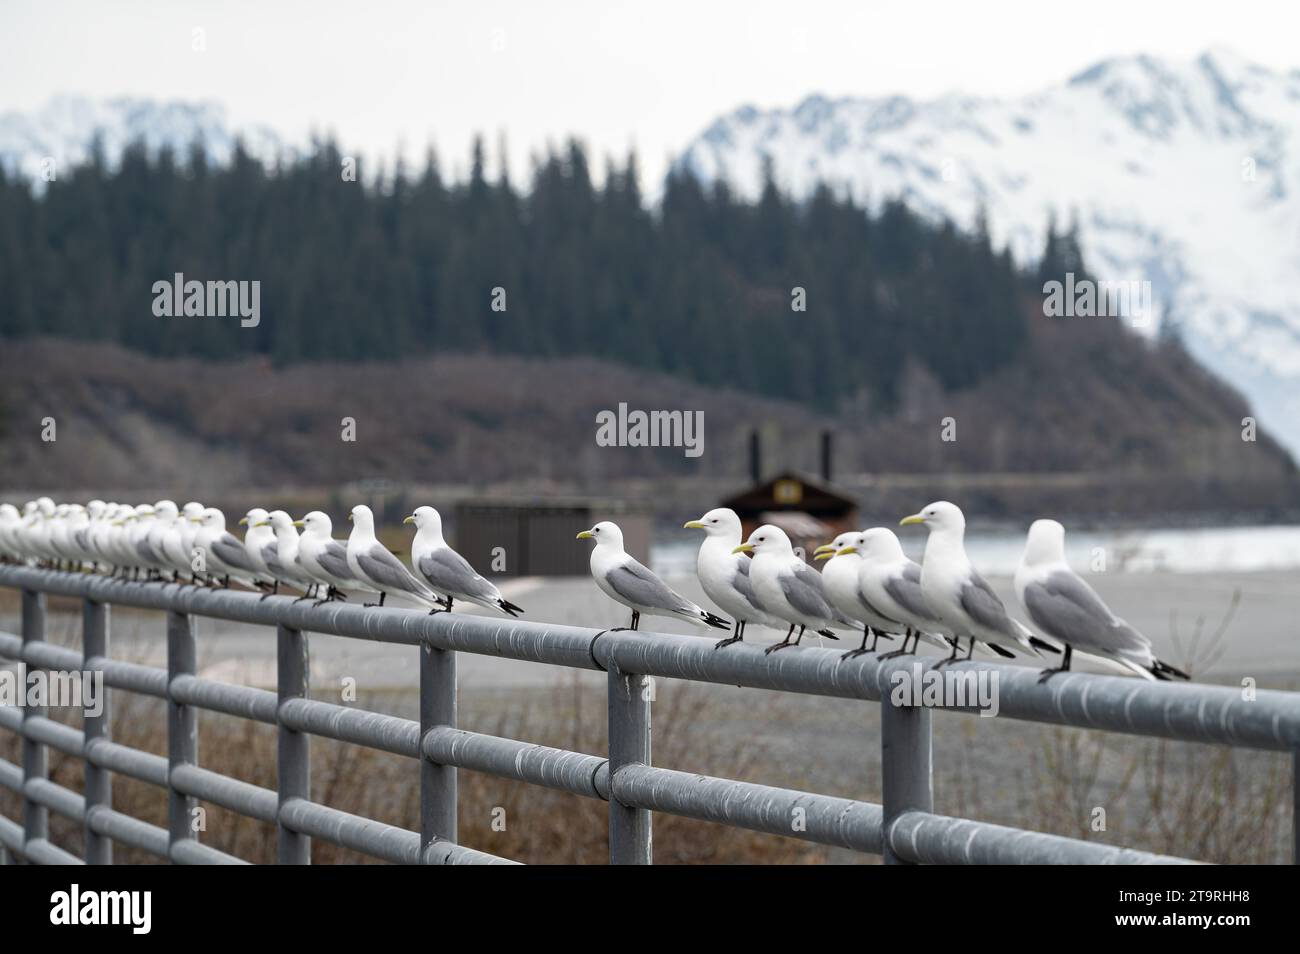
[0,95,287,180]
[677,48,1300,457]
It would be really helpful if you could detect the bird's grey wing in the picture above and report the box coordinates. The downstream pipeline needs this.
[781,562,834,620]
[211,534,257,572]
[136,538,159,563]
[1025,571,1150,656]
[885,563,939,623]
[418,548,498,601]
[959,572,1018,636]
[318,541,356,581]
[731,557,768,612]
[607,560,695,614]
[358,545,426,594]
[262,540,279,565]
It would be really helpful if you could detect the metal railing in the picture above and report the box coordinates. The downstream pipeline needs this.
[0,562,1297,865]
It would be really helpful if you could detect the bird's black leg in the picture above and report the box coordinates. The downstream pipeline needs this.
[1037,645,1073,683]
[714,618,744,650]
[878,626,914,660]
[764,624,797,655]
[364,591,387,608]
[964,639,975,660]
[630,610,640,631]
[840,627,875,661]
[934,636,963,667]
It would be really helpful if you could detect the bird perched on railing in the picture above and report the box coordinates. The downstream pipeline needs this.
[683,507,789,649]
[255,510,318,597]
[900,501,1058,664]
[346,504,448,611]
[1016,519,1189,682]
[813,532,900,659]
[406,506,524,617]
[733,525,841,654]
[579,520,728,632]
[845,528,954,659]
[294,511,364,603]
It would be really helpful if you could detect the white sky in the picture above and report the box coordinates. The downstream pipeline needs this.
[3,0,1297,186]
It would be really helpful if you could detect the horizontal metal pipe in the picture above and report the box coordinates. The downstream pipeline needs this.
[170,764,279,823]
[0,813,23,855]
[422,727,609,800]
[85,739,170,788]
[887,810,1198,865]
[23,777,85,822]
[171,674,278,724]
[0,632,21,659]
[21,837,84,865]
[279,698,421,757]
[18,715,84,758]
[18,639,82,672]
[96,657,169,698]
[0,757,21,792]
[422,840,521,865]
[611,763,884,853]
[171,839,250,866]
[85,805,170,857]
[279,797,421,864]
[0,705,19,736]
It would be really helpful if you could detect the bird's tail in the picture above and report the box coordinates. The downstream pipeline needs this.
[496,598,525,618]
[982,641,1016,659]
[1028,636,1061,656]
[1150,657,1190,681]
[816,629,840,640]
[700,610,731,630]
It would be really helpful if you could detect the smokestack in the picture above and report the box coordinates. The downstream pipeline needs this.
[749,430,762,484]
[820,430,833,483]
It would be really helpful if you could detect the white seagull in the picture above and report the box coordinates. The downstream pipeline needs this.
[900,501,1057,663]
[406,506,524,616]
[346,505,446,611]
[814,532,902,658]
[849,528,955,657]
[734,524,842,654]
[1016,519,1189,682]
[295,511,366,602]
[578,520,728,632]
[683,507,787,649]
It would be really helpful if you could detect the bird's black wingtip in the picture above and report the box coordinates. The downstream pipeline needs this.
[702,612,731,630]
[1151,658,1190,681]
[988,643,1017,658]
[817,629,840,640]
[499,599,525,617]
[1029,636,1061,655]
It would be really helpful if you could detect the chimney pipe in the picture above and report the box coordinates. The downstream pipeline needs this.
[820,430,833,483]
[749,431,761,484]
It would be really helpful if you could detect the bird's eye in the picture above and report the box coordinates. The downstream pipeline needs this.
[710,518,717,523]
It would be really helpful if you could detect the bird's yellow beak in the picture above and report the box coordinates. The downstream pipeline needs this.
[190,516,203,523]
[292,520,305,528]
[347,514,353,522]
[900,514,925,526]
[731,543,754,555]
[813,546,836,561]
[238,516,249,526]
[683,519,706,529]
[837,546,858,556]
[111,520,123,526]
[403,515,415,525]
[254,520,270,528]
[576,530,593,540]
[813,543,835,555]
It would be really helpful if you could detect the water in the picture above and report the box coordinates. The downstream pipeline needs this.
[654,524,1300,579]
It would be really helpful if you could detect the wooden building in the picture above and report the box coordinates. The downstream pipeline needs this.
[720,471,859,556]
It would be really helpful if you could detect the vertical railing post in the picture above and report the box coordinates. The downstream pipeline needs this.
[82,599,112,864]
[607,669,652,864]
[20,590,47,861]
[166,610,198,860]
[1293,750,1298,865]
[880,696,933,865]
[419,640,457,862]
[276,623,311,864]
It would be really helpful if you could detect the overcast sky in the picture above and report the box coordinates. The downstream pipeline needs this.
[3,0,1297,185]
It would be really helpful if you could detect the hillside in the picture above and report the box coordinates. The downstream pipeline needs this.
[2,327,1295,520]
[677,48,1300,456]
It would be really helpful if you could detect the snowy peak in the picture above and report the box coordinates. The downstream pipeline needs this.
[676,48,1300,457]
[0,95,287,179]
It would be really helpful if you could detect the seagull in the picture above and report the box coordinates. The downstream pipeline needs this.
[734,525,842,654]
[814,532,902,659]
[0,504,21,562]
[683,507,788,649]
[1016,519,1189,682]
[346,504,447,610]
[240,508,278,591]
[849,528,955,658]
[900,501,1057,664]
[406,506,524,616]
[193,507,268,588]
[256,511,316,595]
[578,520,728,632]
[295,511,366,603]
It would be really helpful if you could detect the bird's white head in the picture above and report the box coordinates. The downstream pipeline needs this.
[683,507,742,540]
[1022,518,1067,567]
[294,511,333,536]
[154,500,178,520]
[267,510,296,532]
[200,508,226,530]
[404,505,443,537]
[900,500,965,534]
[241,507,269,528]
[858,527,907,561]
[734,524,792,558]
[814,531,859,561]
[349,505,375,533]
[576,520,623,549]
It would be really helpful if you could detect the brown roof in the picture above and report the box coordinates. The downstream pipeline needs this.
[721,471,858,518]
